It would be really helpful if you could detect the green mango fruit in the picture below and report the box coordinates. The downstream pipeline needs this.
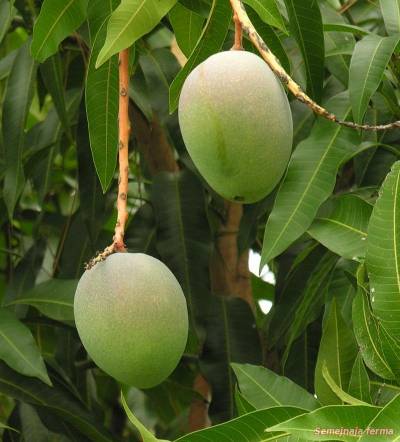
[74,253,188,388]
[179,50,293,203]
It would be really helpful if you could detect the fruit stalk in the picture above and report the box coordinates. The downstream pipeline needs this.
[114,49,130,251]
[229,0,400,131]
[85,49,130,269]
[232,12,243,50]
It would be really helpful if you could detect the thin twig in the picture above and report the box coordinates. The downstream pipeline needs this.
[339,0,358,14]
[86,49,131,270]
[229,0,400,131]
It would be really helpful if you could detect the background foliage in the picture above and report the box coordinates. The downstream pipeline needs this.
[1,0,400,440]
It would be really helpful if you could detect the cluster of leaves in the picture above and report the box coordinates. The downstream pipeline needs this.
[1,0,400,440]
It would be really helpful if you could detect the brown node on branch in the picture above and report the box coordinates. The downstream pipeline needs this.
[229,0,400,131]
[86,49,131,270]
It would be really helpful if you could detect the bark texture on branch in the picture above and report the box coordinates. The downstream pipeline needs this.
[210,202,253,308]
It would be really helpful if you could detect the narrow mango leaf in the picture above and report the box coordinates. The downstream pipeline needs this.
[0,308,51,385]
[243,0,286,33]
[315,299,358,405]
[232,363,319,411]
[267,245,325,347]
[349,34,400,124]
[151,170,212,333]
[19,403,69,442]
[96,0,177,68]
[169,3,204,57]
[352,268,395,380]
[175,406,307,442]
[40,53,70,135]
[284,0,325,101]
[353,266,398,379]
[86,20,119,192]
[0,362,116,441]
[235,389,255,416]
[282,252,338,364]
[348,353,372,404]
[266,405,381,441]
[169,0,232,112]
[366,161,400,340]
[200,298,262,422]
[87,0,119,43]
[308,194,373,260]
[261,93,359,265]
[380,0,400,35]
[6,279,77,321]
[0,0,15,44]
[321,362,369,406]
[121,391,166,442]
[3,41,37,218]
[358,394,400,441]
[31,0,89,62]
[323,23,369,36]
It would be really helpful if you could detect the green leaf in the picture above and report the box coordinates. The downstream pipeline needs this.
[348,353,372,404]
[40,53,71,137]
[0,0,16,45]
[261,93,359,265]
[3,41,37,218]
[380,0,400,35]
[138,46,181,123]
[235,389,255,416]
[321,362,369,406]
[323,23,369,36]
[366,161,400,340]
[87,0,119,43]
[284,0,325,101]
[267,245,325,347]
[201,298,262,422]
[19,403,69,442]
[31,0,89,62]
[282,252,338,364]
[308,194,373,260]
[151,170,211,334]
[0,308,51,385]
[266,404,380,441]
[349,34,400,124]
[175,406,307,442]
[121,391,165,442]
[232,363,319,411]
[96,0,177,68]
[358,393,400,441]
[169,3,204,57]
[169,0,232,112]
[86,20,119,192]
[0,362,116,441]
[6,279,77,322]
[352,278,395,381]
[315,299,358,405]
[243,0,286,33]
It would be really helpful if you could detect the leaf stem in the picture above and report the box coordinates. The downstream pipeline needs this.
[229,0,400,131]
[85,49,130,270]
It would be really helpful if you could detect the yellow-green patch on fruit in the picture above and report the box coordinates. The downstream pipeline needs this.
[178,50,293,203]
[74,253,188,388]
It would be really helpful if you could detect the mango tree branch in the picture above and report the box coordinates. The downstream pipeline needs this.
[229,0,400,131]
[86,49,130,270]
